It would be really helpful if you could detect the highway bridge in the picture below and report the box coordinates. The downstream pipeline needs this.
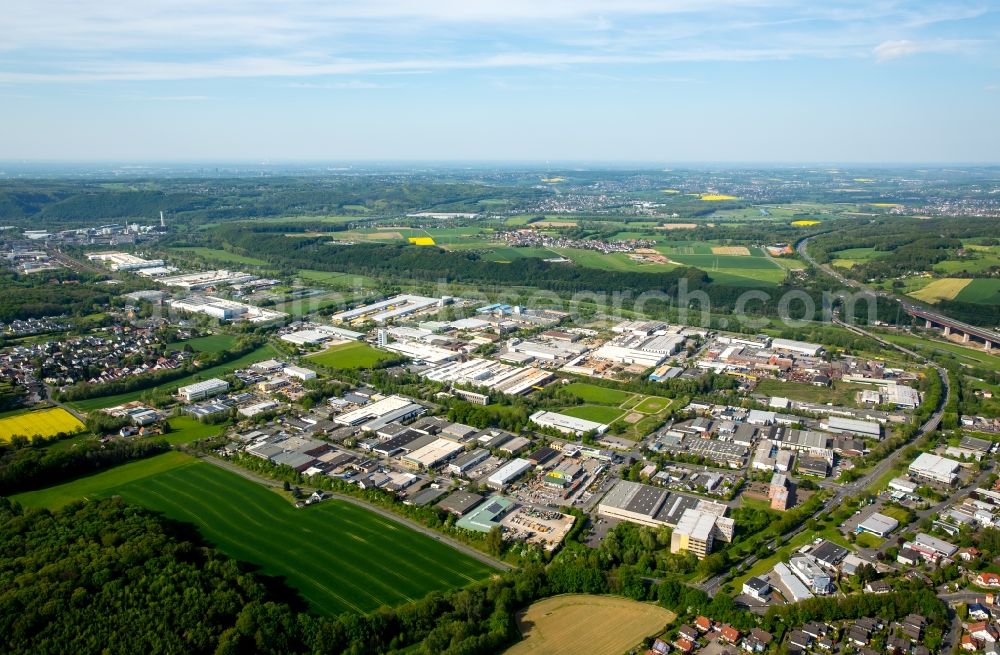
[904,304,1000,350]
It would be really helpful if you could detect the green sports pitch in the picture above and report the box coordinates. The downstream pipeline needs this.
[15,456,496,616]
[307,341,396,370]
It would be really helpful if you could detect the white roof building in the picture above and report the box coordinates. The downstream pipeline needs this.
[823,416,882,439]
[177,378,229,402]
[487,458,533,489]
[909,452,961,485]
[770,338,824,356]
[530,410,609,436]
[856,512,899,537]
[403,438,465,469]
[283,365,317,380]
[748,410,776,425]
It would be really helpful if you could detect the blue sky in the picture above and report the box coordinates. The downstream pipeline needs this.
[1,0,998,162]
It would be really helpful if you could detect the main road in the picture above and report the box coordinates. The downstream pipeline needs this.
[698,236,950,596]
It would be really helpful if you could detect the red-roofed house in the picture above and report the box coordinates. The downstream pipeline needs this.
[970,622,999,643]
[977,573,1000,588]
[721,626,741,643]
[674,638,695,653]
[695,616,712,632]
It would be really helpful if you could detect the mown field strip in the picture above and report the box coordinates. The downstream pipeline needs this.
[110,461,496,615]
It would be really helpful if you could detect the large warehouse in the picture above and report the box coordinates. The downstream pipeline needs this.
[822,416,882,439]
[529,410,609,436]
[334,395,425,429]
[909,452,961,484]
[331,294,444,324]
[769,338,824,357]
[597,480,723,531]
[487,458,533,489]
[177,378,229,402]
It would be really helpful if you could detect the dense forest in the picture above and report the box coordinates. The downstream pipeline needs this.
[0,178,547,227]
[0,439,170,495]
[808,216,997,281]
[0,271,116,322]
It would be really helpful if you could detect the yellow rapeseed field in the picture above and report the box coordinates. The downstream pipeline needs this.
[0,407,85,442]
[408,236,436,246]
[909,278,972,304]
[700,193,738,201]
[792,220,821,226]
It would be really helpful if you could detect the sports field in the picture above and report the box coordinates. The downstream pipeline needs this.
[908,278,971,304]
[307,341,395,369]
[506,594,675,655]
[559,404,626,424]
[0,407,85,442]
[633,396,672,413]
[562,382,633,405]
[16,457,496,616]
[557,382,674,438]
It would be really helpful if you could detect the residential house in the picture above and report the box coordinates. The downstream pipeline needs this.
[788,630,813,650]
[721,625,740,643]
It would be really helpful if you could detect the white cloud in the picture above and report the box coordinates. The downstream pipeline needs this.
[0,1,993,82]
[872,38,976,62]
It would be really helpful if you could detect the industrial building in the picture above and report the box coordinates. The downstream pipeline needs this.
[487,458,533,489]
[885,383,921,409]
[448,448,490,475]
[822,416,882,439]
[598,480,693,528]
[283,365,316,381]
[774,562,813,602]
[87,251,164,271]
[592,333,684,368]
[419,358,553,396]
[169,295,287,323]
[670,507,735,559]
[403,438,465,469]
[789,555,833,594]
[770,338,824,357]
[331,294,445,324]
[456,496,515,532]
[160,270,256,290]
[856,512,899,537]
[529,410,609,436]
[334,395,425,429]
[909,452,961,484]
[281,324,364,345]
[177,378,230,402]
